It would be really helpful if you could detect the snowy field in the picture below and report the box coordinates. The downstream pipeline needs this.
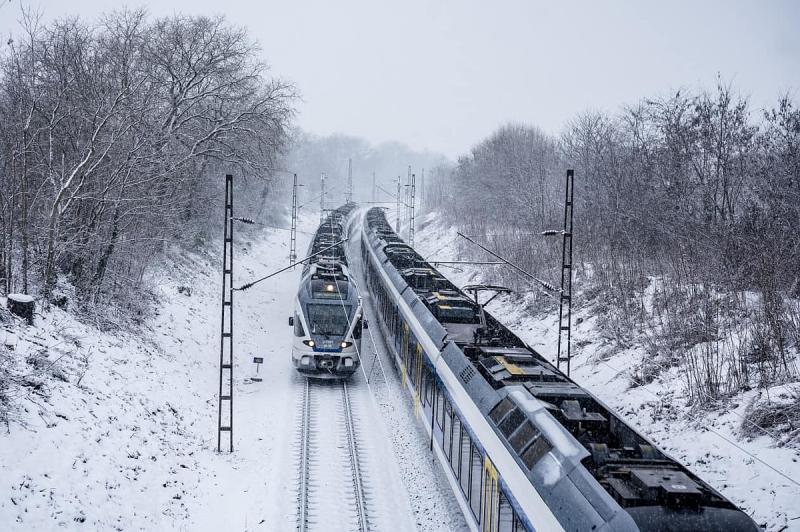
[0,214,465,531]
[412,211,800,532]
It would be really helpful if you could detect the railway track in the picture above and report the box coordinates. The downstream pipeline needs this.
[296,379,370,532]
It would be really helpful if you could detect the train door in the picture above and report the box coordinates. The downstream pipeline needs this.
[413,344,423,416]
[481,456,500,532]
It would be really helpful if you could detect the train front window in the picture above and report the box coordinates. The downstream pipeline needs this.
[307,304,351,336]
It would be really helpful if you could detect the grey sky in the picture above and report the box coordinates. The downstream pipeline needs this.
[1,0,798,159]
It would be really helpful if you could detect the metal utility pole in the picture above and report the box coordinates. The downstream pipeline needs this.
[218,174,234,453]
[409,173,416,247]
[290,173,302,266]
[395,177,401,233]
[346,158,353,204]
[371,171,376,203]
[320,172,326,224]
[420,168,425,212]
[405,165,412,234]
[556,169,575,376]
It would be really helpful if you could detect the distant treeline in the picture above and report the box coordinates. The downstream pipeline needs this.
[0,9,295,315]
[425,82,800,401]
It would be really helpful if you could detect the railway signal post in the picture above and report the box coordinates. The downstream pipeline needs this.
[252,356,264,382]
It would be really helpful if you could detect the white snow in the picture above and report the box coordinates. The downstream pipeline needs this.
[6,294,34,303]
[0,213,466,531]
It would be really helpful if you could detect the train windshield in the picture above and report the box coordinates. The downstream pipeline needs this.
[307,304,352,336]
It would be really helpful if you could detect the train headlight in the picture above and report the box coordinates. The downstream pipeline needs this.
[325,284,335,292]
[303,340,315,347]
[340,341,353,348]
[301,356,311,365]
[343,357,354,367]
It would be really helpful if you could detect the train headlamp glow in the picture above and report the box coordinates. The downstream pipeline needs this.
[340,341,353,348]
[325,284,335,292]
[303,340,315,347]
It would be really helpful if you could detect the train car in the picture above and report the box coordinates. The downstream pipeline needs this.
[290,204,364,379]
[357,207,759,532]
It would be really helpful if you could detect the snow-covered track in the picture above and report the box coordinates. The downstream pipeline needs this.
[341,381,368,532]
[297,379,312,532]
[295,379,371,532]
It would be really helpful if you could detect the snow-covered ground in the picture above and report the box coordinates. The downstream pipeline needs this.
[411,211,800,532]
[6,204,796,531]
[0,213,466,531]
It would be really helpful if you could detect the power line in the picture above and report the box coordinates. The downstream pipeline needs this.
[235,238,347,291]
[456,232,559,294]
[592,356,800,490]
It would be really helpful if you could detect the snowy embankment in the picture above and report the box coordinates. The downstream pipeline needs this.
[0,215,452,531]
[413,211,800,532]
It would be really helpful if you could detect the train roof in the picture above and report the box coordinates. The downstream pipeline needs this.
[362,207,758,532]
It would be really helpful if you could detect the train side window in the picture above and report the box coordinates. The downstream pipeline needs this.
[498,490,514,532]
[469,444,483,518]
[489,398,515,424]
[459,429,471,495]
[436,387,445,429]
[509,421,539,454]
[498,409,526,438]
[293,313,305,337]
[424,368,434,406]
[521,436,553,470]
[443,400,453,461]
[450,415,462,473]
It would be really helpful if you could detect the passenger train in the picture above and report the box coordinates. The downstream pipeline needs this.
[357,207,759,532]
[290,204,364,379]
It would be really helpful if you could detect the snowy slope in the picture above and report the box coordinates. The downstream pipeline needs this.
[0,213,466,531]
[411,211,800,532]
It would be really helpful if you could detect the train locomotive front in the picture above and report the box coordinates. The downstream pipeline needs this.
[290,205,363,379]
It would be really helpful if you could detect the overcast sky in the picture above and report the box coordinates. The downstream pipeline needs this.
[1,0,798,159]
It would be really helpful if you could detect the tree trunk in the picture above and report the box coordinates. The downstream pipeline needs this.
[91,205,121,301]
[21,129,29,294]
[43,205,60,303]
[0,206,6,296]
[7,294,35,325]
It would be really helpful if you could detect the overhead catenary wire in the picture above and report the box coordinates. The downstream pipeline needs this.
[324,211,384,389]
[375,184,414,208]
[456,231,560,295]
[434,222,800,491]
[592,356,800,490]
[230,216,314,235]
[234,238,347,291]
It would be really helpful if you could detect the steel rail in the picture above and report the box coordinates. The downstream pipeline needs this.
[341,381,368,531]
[297,379,312,532]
